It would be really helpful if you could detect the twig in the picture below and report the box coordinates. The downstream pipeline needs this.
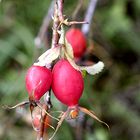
[65,20,88,26]
[51,1,60,48]
[37,105,48,140]
[57,0,64,21]
[34,0,55,48]
[81,0,98,36]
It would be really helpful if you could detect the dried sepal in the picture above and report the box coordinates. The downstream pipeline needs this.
[63,38,104,74]
[80,61,104,75]
[79,106,109,129]
[65,52,80,71]
[45,123,55,131]
[64,38,74,59]
[60,34,79,70]
[36,102,59,121]
[2,101,29,109]
[58,24,74,59]
[30,105,41,132]
[64,53,105,75]
[34,47,60,67]
[49,112,67,140]
[58,25,65,45]
[58,25,74,60]
[62,18,88,26]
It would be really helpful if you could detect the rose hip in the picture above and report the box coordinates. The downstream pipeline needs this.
[52,59,84,106]
[25,66,52,100]
[49,59,108,140]
[66,28,86,58]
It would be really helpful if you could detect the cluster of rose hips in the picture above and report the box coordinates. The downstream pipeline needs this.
[25,27,108,139]
[26,28,86,104]
[5,26,107,140]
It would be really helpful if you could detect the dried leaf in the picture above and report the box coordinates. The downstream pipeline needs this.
[65,52,80,71]
[80,61,104,75]
[58,25,65,45]
[79,106,109,129]
[59,25,74,59]
[64,38,74,59]
[49,112,67,140]
[34,47,60,67]
[36,102,59,121]
[3,101,29,109]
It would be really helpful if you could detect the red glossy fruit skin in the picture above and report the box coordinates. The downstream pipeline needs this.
[52,59,84,106]
[66,28,86,58]
[25,66,52,100]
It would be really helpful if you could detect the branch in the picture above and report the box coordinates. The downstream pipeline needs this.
[51,1,60,48]
[51,0,65,48]
[37,105,48,140]
[82,0,98,36]
[57,0,64,21]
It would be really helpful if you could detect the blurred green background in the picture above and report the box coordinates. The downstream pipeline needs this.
[0,0,140,140]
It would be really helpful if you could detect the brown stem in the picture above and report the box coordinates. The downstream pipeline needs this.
[51,0,65,49]
[57,0,64,21]
[37,105,48,140]
[51,1,60,48]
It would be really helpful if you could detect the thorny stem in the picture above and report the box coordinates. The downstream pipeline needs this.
[51,0,65,49]
[35,0,93,49]
[35,0,99,139]
[57,0,64,21]
[51,2,60,48]
[52,0,87,48]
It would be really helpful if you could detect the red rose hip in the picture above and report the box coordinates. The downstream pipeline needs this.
[66,28,86,58]
[52,59,84,106]
[25,66,52,100]
[50,60,108,140]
